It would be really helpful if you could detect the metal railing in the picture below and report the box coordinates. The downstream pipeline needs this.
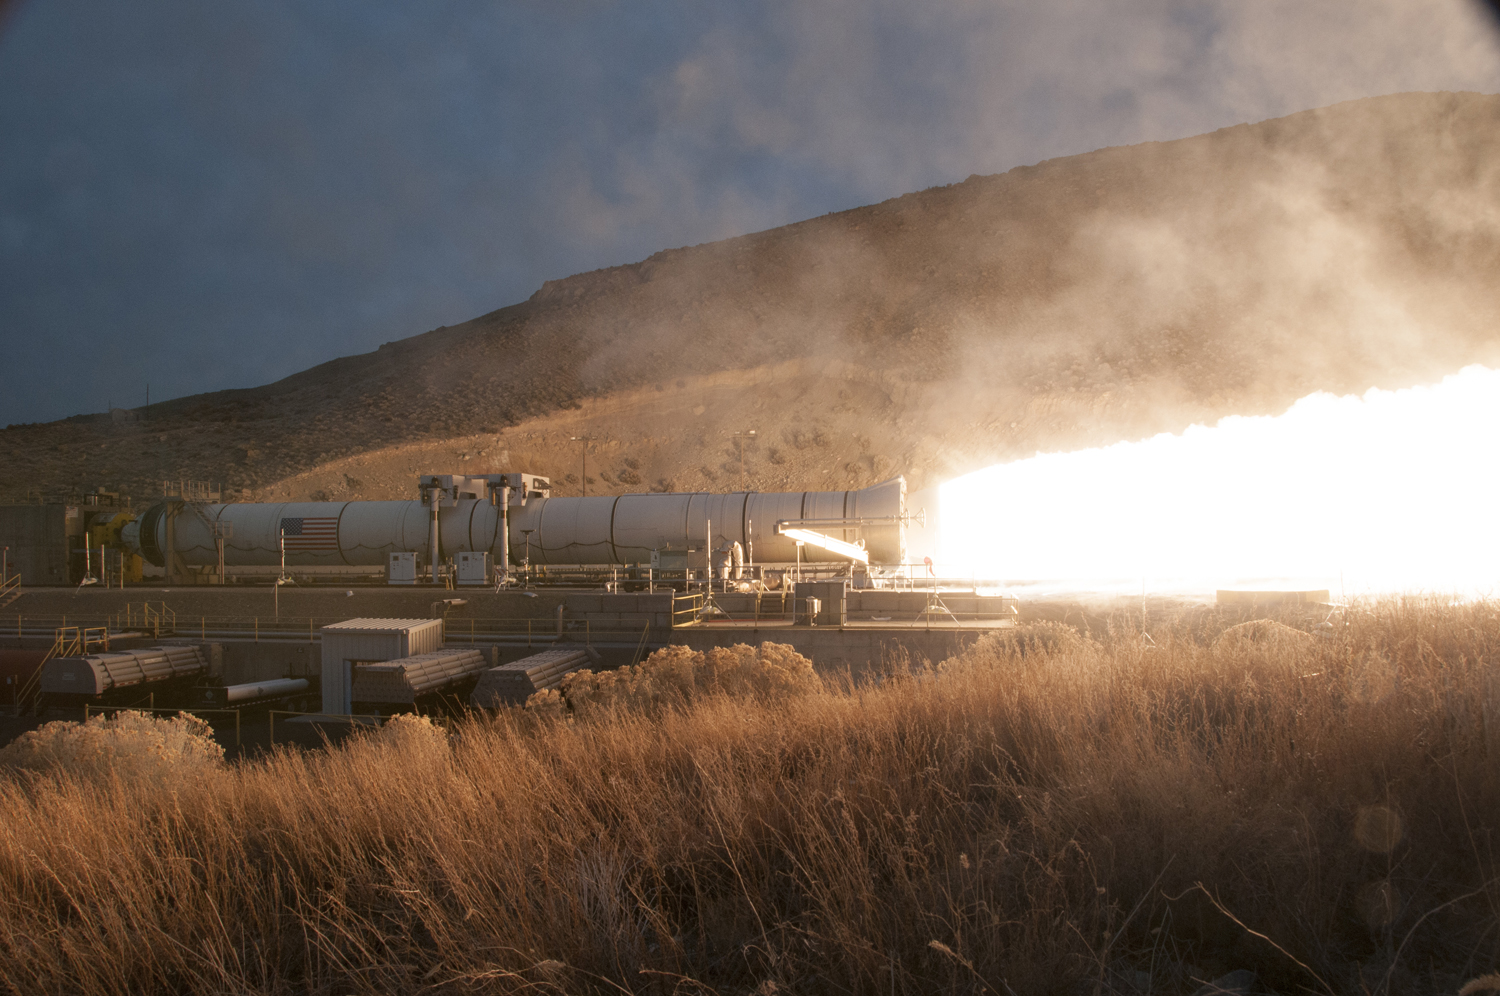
[13,625,111,716]
[672,590,797,627]
[53,625,111,656]
[672,590,1020,631]
[4,600,1016,642]
[672,592,704,626]
[3,593,1021,639]
[162,480,221,502]
[4,613,659,650]
[12,659,44,718]
[0,571,21,607]
[123,602,176,637]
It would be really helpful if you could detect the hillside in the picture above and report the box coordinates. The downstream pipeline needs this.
[3,91,1498,505]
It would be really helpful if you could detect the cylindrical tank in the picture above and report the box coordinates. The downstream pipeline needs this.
[126,478,907,569]
[225,677,310,703]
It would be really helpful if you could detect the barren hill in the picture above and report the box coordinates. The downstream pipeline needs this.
[4,91,1498,506]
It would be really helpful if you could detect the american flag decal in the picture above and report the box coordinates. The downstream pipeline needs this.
[280,516,340,552]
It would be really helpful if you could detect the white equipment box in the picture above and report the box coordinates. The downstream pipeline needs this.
[387,551,417,585]
[456,551,492,586]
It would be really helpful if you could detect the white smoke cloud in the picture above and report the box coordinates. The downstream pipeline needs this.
[570,0,1500,235]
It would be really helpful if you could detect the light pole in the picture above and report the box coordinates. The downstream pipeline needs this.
[275,528,288,618]
[570,436,593,496]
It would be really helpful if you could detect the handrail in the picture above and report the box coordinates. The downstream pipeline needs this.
[3,613,659,639]
[124,602,177,637]
[13,659,45,717]
[665,589,1018,631]
[672,592,705,627]
[13,625,108,716]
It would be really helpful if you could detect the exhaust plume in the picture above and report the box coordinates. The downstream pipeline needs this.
[938,365,1500,594]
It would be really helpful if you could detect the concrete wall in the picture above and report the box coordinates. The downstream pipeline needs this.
[563,592,674,639]
[844,590,1015,620]
[220,641,320,685]
[705,588,1015,623]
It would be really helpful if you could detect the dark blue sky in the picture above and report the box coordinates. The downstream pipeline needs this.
[1,0,1496,426]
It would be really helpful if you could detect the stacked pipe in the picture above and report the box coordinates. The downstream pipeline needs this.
[351,647,494,706]
[470,647,600,708]
[40,646,206,697]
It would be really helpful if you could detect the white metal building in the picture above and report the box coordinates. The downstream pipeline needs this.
[319,618,444,714]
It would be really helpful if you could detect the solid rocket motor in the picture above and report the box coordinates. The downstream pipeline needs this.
[124,476,908,570]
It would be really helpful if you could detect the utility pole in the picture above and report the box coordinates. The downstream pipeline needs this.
[570,436,593,496]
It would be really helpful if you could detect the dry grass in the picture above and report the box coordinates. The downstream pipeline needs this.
[1,599,1498,995]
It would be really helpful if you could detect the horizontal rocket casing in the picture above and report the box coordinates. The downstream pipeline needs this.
[134,478,906,568]
[156,501,432,568]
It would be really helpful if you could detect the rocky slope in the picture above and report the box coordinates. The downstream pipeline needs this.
[3,91,1498,505]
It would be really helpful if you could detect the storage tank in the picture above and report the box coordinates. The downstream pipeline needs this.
[40,645,207,699]
[124,477,908,570]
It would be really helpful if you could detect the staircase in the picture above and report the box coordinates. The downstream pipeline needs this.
[124,602,176,638]
[13,625,109,717]
[0,572,21,611]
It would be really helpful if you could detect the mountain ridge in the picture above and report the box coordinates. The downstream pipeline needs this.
[4,90,1498,504]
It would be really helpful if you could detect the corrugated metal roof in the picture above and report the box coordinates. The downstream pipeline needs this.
[320,618,440,634]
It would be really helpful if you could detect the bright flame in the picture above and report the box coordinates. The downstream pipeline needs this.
[779,527,870,563]
[937,365,1500,595]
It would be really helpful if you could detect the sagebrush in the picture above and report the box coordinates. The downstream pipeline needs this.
[0,708,224,786]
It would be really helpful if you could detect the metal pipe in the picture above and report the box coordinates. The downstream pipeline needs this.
[225,677,309,703]
[428,490,441,584]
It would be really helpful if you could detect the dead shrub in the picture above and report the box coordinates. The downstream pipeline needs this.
[0,710,224,787]
[540,641,820,717]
